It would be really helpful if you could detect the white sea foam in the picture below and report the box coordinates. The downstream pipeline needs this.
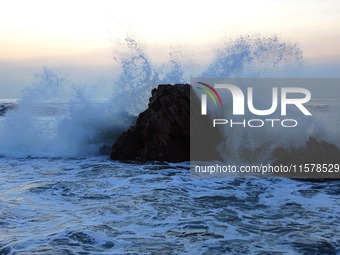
[0,158,338,254]
[0,34,328,158]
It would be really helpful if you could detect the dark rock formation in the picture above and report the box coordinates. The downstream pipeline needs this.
[190,86,223,162]
[0,103,16,116]
[110,84,190,162]
[109,84,223,162]
[273,137,340,165]
[272,137,340,179]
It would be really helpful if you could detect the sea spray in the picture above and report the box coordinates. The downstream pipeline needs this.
[111,35,192,114]
[203,34,303,77]
[0,68,71,157]
[0,33,318,158]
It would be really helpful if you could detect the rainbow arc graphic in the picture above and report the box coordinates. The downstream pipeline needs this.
[197,82,223,106]
[196,82,223,115]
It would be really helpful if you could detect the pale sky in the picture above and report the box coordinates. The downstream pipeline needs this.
[1,0,340,97]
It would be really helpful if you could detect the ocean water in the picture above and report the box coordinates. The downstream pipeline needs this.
[0,35,339,254]
[0,158,339,254]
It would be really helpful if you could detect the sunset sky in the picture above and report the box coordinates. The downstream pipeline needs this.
[1,0,340,97]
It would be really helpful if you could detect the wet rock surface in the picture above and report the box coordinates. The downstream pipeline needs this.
[110,84,190,162]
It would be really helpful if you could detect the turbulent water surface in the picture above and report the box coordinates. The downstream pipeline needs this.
[0,158,339,254]
[0,35,339,254]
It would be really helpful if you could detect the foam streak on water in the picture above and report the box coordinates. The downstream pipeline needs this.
[0,158,339,254]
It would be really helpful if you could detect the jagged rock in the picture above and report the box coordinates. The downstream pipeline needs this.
[110,84,190,162]
[110,84,222,162]
[190,85,223,162]
[273,137,340,165]
[272,137,340,180]
[0,103,16,116]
